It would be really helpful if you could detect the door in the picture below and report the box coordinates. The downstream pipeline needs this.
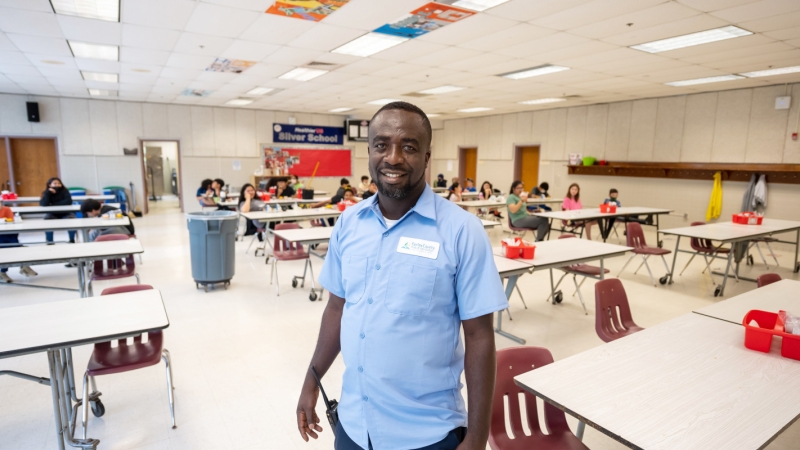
[514,146,540,192]
[459,147,477,185]
[9,138,58,197]
[0,139,10,192]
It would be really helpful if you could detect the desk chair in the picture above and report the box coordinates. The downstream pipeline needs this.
[81,284,175,439]
[270,223,319,300]
[757,273,781,288]
[678,221,731,284]
[546,234,609,315]
[618,222,671,286]
[87,234,140,296]
[595,278,644,342]
[489,346,588,450]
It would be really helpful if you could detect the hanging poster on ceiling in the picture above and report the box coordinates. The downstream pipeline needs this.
[206,58,256,73]
[373,2,475,39]
[266,0,351,22]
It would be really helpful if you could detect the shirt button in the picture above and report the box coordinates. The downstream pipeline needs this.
[362,395,369,401]
[383,232,388,237]
[359,332,365,339]
[358,366,363,372]
[375,264,381,270]
[367,298,373,304]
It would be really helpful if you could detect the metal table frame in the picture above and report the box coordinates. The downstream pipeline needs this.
[535,208,672,244]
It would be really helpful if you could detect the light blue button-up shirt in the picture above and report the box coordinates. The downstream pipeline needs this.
[318,186,508,450]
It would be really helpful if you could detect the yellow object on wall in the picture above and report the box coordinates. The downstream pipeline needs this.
[706,171,722,221]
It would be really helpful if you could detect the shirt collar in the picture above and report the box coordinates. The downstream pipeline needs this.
[358,184,437,222]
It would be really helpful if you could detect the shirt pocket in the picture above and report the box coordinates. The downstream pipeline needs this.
[384,264,437,316]
[342,256,368,304]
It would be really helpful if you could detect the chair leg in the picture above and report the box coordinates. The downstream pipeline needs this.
[81,372,89,439]
[545,271,568,302]
[577,421,586,441]
[617,254,636,277]
[572,276,587,297]
[505,308,513,321]
[679,253,697,276]
[161,349,176,429]
[660,255,671,274]
[765,241,780,267]
[755,242,769,269]
[633,256,648,275]
[135,273,140,284]
[274,261,280,296]
[572,275,588,315]
[641,255,657,286]
[246,233,257,254]
[87,280,94,297]
[514,284,527,309]
[702,255,716,285]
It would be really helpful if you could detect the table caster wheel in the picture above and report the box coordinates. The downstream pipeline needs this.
[309,292,318,301]
[91,400,105,418]
[292,279,298,288]
[714,286,722,297]
[659,276,668,285]
[553,291,563,304]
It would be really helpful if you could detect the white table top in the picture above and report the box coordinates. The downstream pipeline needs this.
[0,289,168,358]
[532,206,672,221]
[2,194,115,203]
[0,216,130,234]
[243,208,342,222]
[494,238,632,270]
[0,239,144,267]
[481,219,500,229]
[273,226,333,244]
[11,203,120,214]
[493,254,534,278]
[660,218,800,242]
[515,313,800,450]
[694,279,800,325]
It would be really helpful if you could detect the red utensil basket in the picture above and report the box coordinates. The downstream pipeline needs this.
[599,204,617,213]
[743,310,800,361]
[732,212,763,225]
[502,238,536,260]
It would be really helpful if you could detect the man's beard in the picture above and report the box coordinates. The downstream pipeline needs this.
[374,169,423,200]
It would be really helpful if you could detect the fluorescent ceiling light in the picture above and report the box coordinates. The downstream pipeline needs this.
[245,87,275,96]
[457,107,493,113]
[51,0,120,22]
[631,26,752,54]
[499,64,569,80]
[88,89,116,97]
[426,114,441,118]
[329,107,354,113]
[332,32,408,57]
[519,98,566,105]
[68,41,118,61]
[367,98,399,105]
[418,85,465,95]
[740,65,800,78]
[665,74,744,86]
[81,71,118,83]
[225,98,254,106]
[278,67,328,81]
[450,0,511,12]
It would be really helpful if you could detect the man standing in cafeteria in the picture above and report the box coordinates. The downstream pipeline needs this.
[296,101,508,450]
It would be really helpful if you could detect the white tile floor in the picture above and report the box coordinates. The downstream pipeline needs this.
[2,200,799,450]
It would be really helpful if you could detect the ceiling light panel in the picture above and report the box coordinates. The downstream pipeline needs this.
[449,0,511,12]
[332,33,408,57]
[329,107,354,112]
[225,98,254,106]
[367,98,399,105]
[457,107,493,112]
[519,98,566,105]
[418,85,465,95]
[630,26,752,54]
[81,71,118,82]
[278,67,328,81]
[426,113,441,117]
[740,65,800,78]
[68,41,119,61]
[499,64,569,80]
[88,89,117,97]
[665,74,744,86]
[245,87,275,95]
[51,0,120,22]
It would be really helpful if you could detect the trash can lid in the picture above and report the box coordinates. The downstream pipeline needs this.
[186,211,238,220]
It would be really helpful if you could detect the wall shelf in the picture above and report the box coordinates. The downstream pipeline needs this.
[567,162,800,185]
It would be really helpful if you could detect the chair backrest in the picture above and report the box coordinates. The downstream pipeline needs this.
[273,222,302,253]
[689,221,713,252]
[757,273,782,288]
[595,278,641,343]
[507,215,524,231]
[101,284,153,296]
[625,222,648,250]
[489,346,571,448]
[93,234,135,273]
[99,284,161,346]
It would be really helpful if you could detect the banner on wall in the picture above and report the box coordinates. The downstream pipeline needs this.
[273,123,345,145]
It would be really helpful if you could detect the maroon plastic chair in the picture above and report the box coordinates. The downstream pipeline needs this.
[547,234,609,314]
[594,278,644,342]
[81,284,175,439]
[757,273,782,288]
[618,222,671,286]
[678,221,730,282]
[507,216,529,239]
[270,223,319,300]
[489,347,588,450]
[88,234,140,296]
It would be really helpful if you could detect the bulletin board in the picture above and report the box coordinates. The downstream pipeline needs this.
[283,148,352,177]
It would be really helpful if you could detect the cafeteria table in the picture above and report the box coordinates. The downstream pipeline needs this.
[1,195,115,204]
[532,207,673,243]
[0,217,131,243]
[11,203,120,216]
[694,278,800,324]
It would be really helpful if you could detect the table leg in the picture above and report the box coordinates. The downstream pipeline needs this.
[545,218,553,240]
[717,247,735,297]
[667,236,681,284]
[600,218,610,242]
[495,276,526,344]
[76,261,86,298]
[794,229,800,273]
[47,350,66,450]
[600,258,605,280]
[80,229,89,243]
[52,350,99,449]
[549,268,558,304]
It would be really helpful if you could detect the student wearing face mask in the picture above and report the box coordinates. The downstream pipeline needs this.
[40,177,76,244]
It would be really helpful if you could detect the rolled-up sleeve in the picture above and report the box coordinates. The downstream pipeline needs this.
[318,217,345,298]
[454,217,509,320]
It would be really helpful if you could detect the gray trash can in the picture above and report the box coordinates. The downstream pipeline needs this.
[187,211,238,292]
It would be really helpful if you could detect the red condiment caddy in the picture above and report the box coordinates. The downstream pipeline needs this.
[732,212,763,225]
[599,203,617,213]
[742,310,800,361]
[502,237,536,259]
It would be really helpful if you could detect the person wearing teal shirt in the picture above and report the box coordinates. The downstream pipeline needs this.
[506,180,550,241]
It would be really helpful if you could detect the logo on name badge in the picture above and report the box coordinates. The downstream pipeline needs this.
[397,237,440,260]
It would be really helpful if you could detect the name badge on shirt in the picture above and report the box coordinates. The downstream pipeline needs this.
[397,237,440,260]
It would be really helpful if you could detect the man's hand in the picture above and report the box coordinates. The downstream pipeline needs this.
[296,384,323,441]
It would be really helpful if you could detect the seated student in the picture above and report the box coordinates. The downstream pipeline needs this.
[40,177,76,244]
[435,174,447,188]
[357,175,370,195]
[197,179,216,207]
[528,181,552,212]
[238,183,266,242]
[563,183,597,240]
[506,180,549,241]
[478,181,503,219]
[80,200,134,242]
[446,182,462,202]
[274,177,295,198]
[361,179,378,200]
[0,201,37,283]
[311,187,358,209]
[464,178,477,192]
[604,188,649,229]
[289,175,304,191]
[335,178,350,198]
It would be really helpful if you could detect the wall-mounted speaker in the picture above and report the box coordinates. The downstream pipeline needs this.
[26,102,40,122]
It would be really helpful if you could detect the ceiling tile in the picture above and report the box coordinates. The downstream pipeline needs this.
[0,32,16,51]
[238,62,295,77]
[121,0,197,30]
[702,48,800,70]
[56,15,122,45]
[0,0,53,12]
[323,0,430,31]
[531,0,667,31]
[370,39,447,62]
[440,52,511,71]
[682,41,793,64]
[486,0,593,22]
[220,40,280,61]
[262,47,324,66]
[173,32,234,56]
[763,26,800,41]
[121,47,171,65]
[0,63,37,75]
[200,0,273,12]
[569,2,701,40]
[183,3,261,38]
[601,13,729,47]
[165,53,217,70]
[25,53,77,68]
[525,40,619,64]
[739,10,800,33]
[286,24,367,52]
[6,72,47,84]
[122,25,181,51]
[407,47,482,67]
[0,7,63,38]
[75,58,120,72]
[6,34,72,56]
[417,14,519,46]
[457,23,556,52]
[496,32,590,58]
[239,14,317,45]
[710,0,800,23]
[195,71,240,83]
[36,65,82,80]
